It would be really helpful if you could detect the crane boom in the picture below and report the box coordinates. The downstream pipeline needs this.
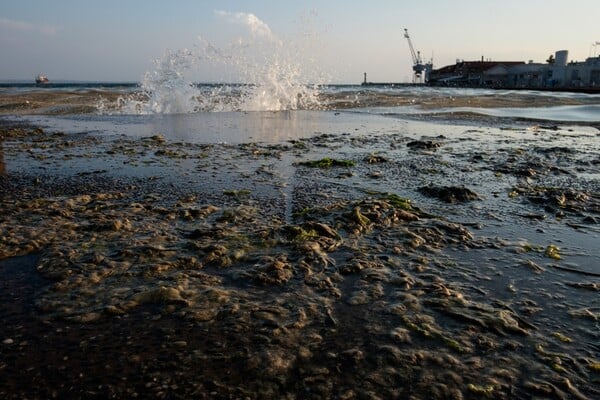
[403,29,421,65]
[404,28,427,82]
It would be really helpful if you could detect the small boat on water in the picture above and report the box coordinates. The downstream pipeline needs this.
[35,74,49,84]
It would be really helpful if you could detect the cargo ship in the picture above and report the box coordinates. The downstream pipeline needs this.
[35,74,49,84]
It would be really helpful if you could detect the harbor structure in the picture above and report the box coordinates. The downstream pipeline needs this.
[427,50,600,92]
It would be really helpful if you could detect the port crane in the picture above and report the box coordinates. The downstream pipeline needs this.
[404,28,429,83]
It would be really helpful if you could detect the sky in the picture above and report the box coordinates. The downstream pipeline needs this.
[1,0,599,83]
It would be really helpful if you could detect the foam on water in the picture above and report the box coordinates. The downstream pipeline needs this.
[115,12,327,114]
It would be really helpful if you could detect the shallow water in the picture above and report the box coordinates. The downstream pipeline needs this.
[6,110,409,144]
[374,103,600,123]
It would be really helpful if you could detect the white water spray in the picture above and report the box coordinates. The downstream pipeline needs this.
[114,11,328,114]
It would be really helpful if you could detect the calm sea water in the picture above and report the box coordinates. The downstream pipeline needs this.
[2,82,599,122]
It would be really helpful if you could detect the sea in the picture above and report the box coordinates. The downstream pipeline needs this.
[1,80,600,145]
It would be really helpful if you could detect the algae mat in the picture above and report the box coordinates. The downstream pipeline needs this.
[1,120,599,399]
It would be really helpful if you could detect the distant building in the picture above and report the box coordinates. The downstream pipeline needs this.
[428,50,600,92]
[429,61,525,86]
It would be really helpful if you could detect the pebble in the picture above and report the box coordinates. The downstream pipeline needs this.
[3,338,14,345]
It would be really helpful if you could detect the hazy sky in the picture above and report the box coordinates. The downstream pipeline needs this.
[1,0,599,83]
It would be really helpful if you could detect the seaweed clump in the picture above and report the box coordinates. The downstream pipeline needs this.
[297,158,355,168]
[419,185,481,204]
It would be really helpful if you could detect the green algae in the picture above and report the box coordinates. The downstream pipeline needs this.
[520,242,563,261]
[552,331,572,343]
[384,194,413,211]
[508,190,520,198]
[298,157,355,168]
[282,225,319,242]
[442,336,465,353]
[551,363,567,373]
[401,315,468,353]
[350,206,371,228]
[468,383,495,397]
[545,244,561,260]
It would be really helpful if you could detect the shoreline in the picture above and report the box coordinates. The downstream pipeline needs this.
[1,113,599,398]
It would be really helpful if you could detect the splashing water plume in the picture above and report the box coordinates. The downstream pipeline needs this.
[117,12,328,114]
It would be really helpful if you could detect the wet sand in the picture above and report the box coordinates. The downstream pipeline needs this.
[1,88,597,116]
[1,109,600,399]
[0,90,124,115]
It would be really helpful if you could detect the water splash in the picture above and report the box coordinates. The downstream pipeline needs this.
[215,10,278,42]
[113,11,328,114]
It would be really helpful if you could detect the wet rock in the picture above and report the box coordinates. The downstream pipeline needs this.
[538,125,560,131]
[298,158,355,168]
[348,206,371,228]
[519,186,599,216]
[427,297,532,336]
[407,140,440,151]
[340,348,365,364]
[131,287,188,306]
[535,146,574,154]
[515,168,538,177]
[364,154,388,164]
[521,260,544,273]
[419,185,481,204]
[145,134,166,144]
[243,255,293,285]
[180,205,219,220]
[390,327,412,343]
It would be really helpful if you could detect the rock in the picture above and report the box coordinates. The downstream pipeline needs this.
[364,154,388,164]
[407,140,440,150]
[418,185,480,203]
[131,287,188,306]
[582,215,598,224]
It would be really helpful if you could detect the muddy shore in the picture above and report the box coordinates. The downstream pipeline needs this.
[1,110,599,399]
[1,88,598,116]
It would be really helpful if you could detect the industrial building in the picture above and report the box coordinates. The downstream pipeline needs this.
[427,50,600,92]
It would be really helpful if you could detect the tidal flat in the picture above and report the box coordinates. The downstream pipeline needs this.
[1,113,599,399]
